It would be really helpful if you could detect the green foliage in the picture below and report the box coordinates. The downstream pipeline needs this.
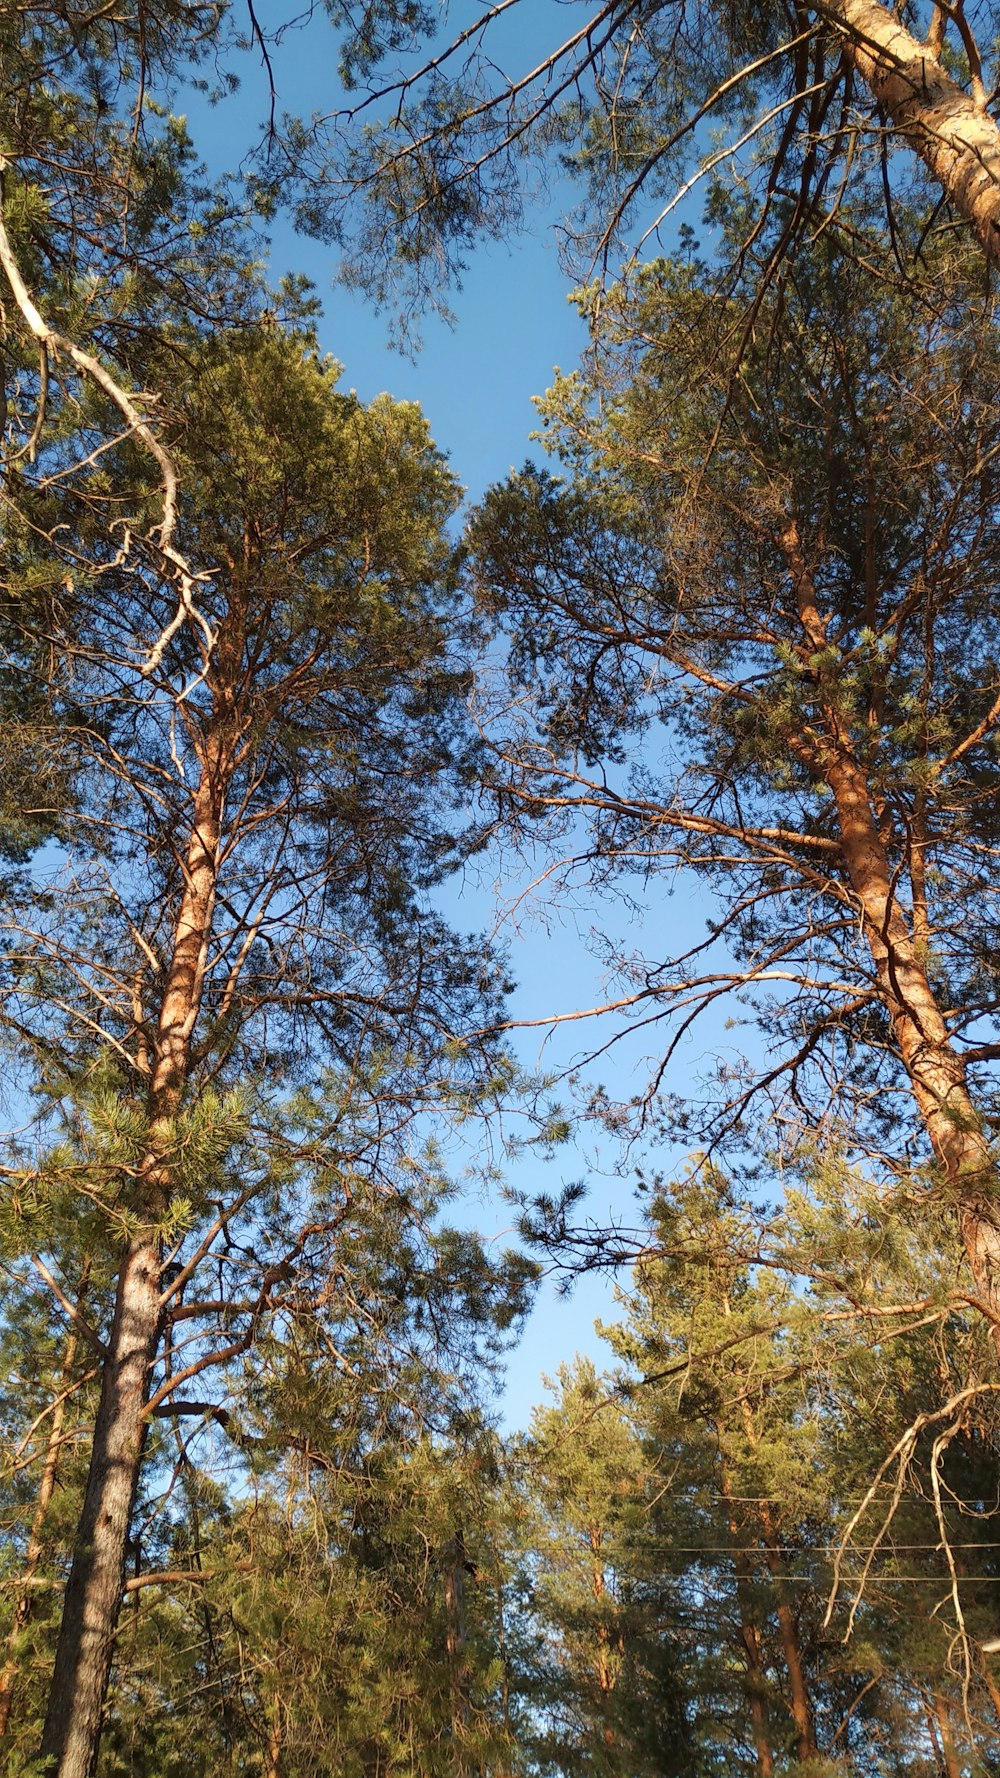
[470,213,1000,1167]
[510,1163,1000,1776]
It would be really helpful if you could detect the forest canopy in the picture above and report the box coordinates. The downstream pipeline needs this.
[2,4,1000,1776]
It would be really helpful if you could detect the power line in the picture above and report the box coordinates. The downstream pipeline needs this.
[541,1542,1000,1556]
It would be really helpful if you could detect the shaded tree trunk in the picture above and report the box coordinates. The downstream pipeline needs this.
[588,1525,620,1749]
[981,1665,1000,1731]
[758,1503,817,1765]
[444,1529,471,1747]
[265,1696,284,1778]
[37,1242,161,1778]
[0,1277,89,1739]
[719,1464,774,1778]
[725,1309,815,1765]
[927,1689,962,1778]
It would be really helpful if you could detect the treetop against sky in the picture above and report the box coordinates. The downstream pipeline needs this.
[7,0,1000,1418]
[5,10,1000,1771]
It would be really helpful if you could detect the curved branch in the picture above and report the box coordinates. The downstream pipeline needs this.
[0,162,215,672]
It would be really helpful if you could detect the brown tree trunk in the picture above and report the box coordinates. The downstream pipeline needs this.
[758,1504,817,1764]
[444,1529,471,1751]
[38,752,227,1778]
[783,521,1000,1345]
[738,1614,776,1778]
[0,1279,89,1739]
[718,1465,774,1778]
[825,0,1000,266]
[981,1664,1000,1729]
[723,1314,815,1766]
[927,1689,962,1778]
[588,1524,620,1748]
[265,1697,284,1778]
[38,1240,162,1778]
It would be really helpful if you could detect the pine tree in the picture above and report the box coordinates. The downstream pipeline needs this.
[514,1164,1000,1774]
[471,213,1000,1350]
[277,2,1000,323]
[513,1359,695,1778]
[88,1177,531,1778]
[0,309,519,1778]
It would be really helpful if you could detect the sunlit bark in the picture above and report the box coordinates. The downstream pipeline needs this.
[783,518,1000,1347]
[829,0,1000,265]
[39,743,229,1778]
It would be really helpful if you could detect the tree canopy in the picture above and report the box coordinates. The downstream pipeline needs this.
[4,4,1000,1776]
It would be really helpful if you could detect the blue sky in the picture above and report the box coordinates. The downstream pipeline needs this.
[181,5,716,1427]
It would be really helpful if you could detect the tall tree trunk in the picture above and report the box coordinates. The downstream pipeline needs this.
[826,0,1000,268]
[39,752,226,1778]
[926,1689,963,1778]
[981,1665,1000,1730]
[758,1504,817,1765]
[718,1463,774,1778]
[265,1696,284,1778]
[724,1308,816,1766]
[444,1529,471,1751]
[37,1242,161,1778]
[784,521,1000,1343]
[931,1690,962,1778]
[0,1274,89,1739]
[727,1382,815,1766]
[588,1525,619,1749]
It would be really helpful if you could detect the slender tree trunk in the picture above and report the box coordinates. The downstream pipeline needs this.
[825,0,1000,266]
[39,750,227,1778]
[588,1525,619,1749]
[783,521,1000,1344]
[768,1593,814,1761]
[38,1240,161,1778]
[931,1690,962,1778]
[723,1311,815,1766]
[981,1665,1000,1728]
[926,1688,963,1778]
[0,1278,89,1739]
[265,1696,284,1778]
[444,1529,471,1749]
[737,1615,775,1778]
[758,1504,817,1765]
[718,1465,774,1778]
